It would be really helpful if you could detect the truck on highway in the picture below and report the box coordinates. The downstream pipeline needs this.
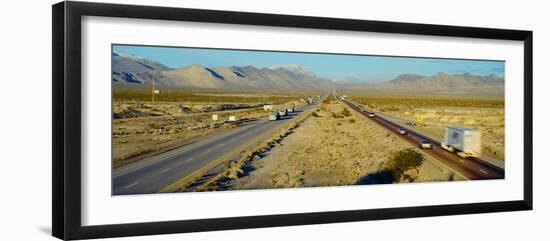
[287,105,295,113]
[269,112,280,121]
[440,126,481,158]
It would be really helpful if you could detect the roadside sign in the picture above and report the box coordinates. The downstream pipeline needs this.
[229,116,236,121]
[212,114,218,121]
[153,89,160,94]
[417,115,423,123]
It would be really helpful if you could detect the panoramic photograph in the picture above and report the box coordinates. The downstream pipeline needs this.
[111,44,505,195]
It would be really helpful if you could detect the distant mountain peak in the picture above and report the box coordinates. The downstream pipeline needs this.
[389,74,424,83]
[268,64,317,79]
[185,64,207,69]
[112,49,144,61]
[111,50,173,84]
[269,64,307,72]
[269,64,301,70]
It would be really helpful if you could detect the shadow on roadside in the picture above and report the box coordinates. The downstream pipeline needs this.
[356,170,394,185]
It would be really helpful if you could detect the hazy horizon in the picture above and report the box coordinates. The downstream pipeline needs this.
[114,45,505,83]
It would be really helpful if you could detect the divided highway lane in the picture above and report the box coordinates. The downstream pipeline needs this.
[340,97,504,180]
[113,100,319,195]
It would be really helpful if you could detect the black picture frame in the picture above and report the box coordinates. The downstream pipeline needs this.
[52,1,533,240]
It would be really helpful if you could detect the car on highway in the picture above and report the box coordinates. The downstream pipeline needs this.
[287,106,295,113]
[368,112,376,117]
[419,139,432,149]
[279,109,288,117]
[269,112,280,121]
[398,128,408,135]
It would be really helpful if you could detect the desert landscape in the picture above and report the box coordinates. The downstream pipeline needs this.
[111,45,505,195]
[180,95,463,192]
[112,89,303,168]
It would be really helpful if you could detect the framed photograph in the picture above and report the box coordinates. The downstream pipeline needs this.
[52,1,533,240]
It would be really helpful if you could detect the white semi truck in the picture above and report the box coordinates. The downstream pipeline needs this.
[441,126,481,158]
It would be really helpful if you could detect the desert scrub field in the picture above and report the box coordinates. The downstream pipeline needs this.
[112,95,307,169]
[214,97,462,190]
[113,86,309,103]
[348,95,505,160]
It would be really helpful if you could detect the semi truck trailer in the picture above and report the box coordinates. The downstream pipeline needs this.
[441,126,481,158]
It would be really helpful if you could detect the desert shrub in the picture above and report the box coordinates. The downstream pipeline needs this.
[226,161,244,179]
[311,112,320,117]
[385,148,424,182]
[148,122,160,129]
[349,118,356,124]
[340,108,351,117]
[380,106,399,112]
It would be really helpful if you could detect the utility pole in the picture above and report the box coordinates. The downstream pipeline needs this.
[151,79,160,106]
[152,78,155,106]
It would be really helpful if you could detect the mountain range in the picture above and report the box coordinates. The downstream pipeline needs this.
[351,72,504,96]
[112,51,336,90]
[112,51,504,96]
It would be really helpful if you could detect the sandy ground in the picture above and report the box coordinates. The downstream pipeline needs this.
[112,100,303,168]
[229,99,461,190]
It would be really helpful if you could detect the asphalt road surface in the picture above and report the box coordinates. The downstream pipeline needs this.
[113,99,320,195]
[340,95,504,180]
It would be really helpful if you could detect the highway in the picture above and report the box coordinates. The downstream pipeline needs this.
[338,94,505,180]
[113,98,320,195]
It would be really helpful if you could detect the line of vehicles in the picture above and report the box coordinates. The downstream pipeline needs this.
[345,95,482,158]
[268,105,295,121]
[267,96,319,121]
[396,121,480,157]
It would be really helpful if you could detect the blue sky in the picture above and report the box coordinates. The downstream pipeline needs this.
[114,45,504,82]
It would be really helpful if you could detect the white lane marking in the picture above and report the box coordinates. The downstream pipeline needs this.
[161,168,171,173]
[219,143,225,147]
[479,169,488,175]
[124,182,138,189]
[205,149,212,153]
[186,157,194,162]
